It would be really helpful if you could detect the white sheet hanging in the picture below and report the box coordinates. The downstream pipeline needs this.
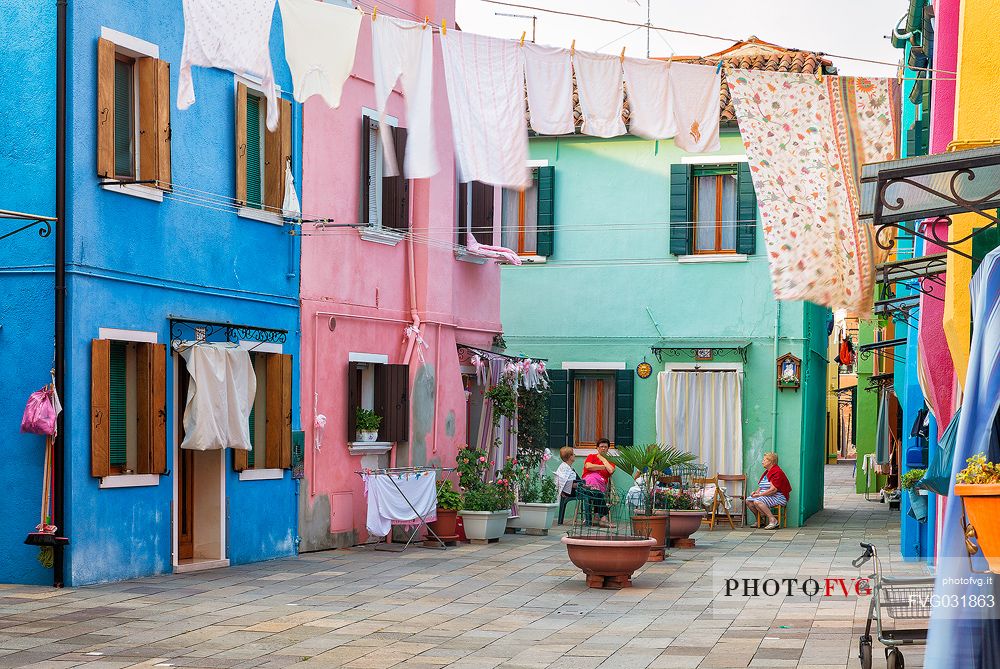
[372,16,438,179]
[668,62,721,153]
[277,0,361,108]
[363,470,438,537]
[441,30,530,190]
[573,52,626,138]
[282,162,300,216]
[179,343,257,451]
[622,57,676,140]
[178,0,280,131]
[523,43,575,136]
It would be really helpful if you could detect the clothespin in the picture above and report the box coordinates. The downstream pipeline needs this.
[441,18,446,35]
[520,31,526,47]
[372,5,377,20]
[570,39,576,56]
[816,67,824,84]
[620,46,626,63]
[423,16,429,30]
[715,60,723,74]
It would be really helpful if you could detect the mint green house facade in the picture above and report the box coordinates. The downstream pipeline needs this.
[500,125,829,527]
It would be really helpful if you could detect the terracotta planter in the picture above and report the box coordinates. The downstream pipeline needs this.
[427,508,459,539]
[631,513,668,550]
[955,483,1000,572]
[668,510,706,542]
[562,535,656,589]
[458,510,510,541]
[507,502,558,531]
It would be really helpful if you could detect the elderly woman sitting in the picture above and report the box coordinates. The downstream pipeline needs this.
[746,452,791,530]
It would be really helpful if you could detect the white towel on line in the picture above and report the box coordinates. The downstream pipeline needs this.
[372,16,438,179]
[573,52,626,138]
[523,43,575,136]
[364,471,438,537]
[179,344,257,452]
[178,0,280,131]
[669,62,721,153]
[441,30,530,190]
[282,162,300,216]
[622,57,676,139]
[277,0,361,108]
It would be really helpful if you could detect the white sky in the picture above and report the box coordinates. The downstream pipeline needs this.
[455,0,909,77]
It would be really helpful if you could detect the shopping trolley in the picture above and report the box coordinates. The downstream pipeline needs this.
[853,542,933,669]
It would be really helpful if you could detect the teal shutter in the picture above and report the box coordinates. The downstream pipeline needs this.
[247,404,256,468]
[669,164,692,255]
[736,162,757,255]
[113,59,134,178]
[614,369,634,447]
[246,95,262,208]
[972,225,1000,276]
[547,369,569,450]
[535,166,555,257]
[109,342,128,468]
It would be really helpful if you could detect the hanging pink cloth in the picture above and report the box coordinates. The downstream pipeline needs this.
[465,235,523,265]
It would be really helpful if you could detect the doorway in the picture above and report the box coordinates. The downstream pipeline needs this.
[173,354,228,571]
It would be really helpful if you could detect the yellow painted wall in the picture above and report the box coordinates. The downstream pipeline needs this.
[946,0,1000,388]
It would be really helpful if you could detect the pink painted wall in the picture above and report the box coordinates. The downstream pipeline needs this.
[297,0,503,550]
[930,0,959,154]
[917,220,956,436]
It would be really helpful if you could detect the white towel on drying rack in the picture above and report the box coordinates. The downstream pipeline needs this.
[363,470,438,537]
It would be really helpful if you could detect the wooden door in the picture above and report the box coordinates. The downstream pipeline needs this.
[177,359,194,561]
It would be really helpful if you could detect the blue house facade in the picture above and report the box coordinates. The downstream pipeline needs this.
[0,1,301,585]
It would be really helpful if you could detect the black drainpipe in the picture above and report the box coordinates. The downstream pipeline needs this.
[53,0,68,588]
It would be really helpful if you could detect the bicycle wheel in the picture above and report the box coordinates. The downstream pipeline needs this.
[859,638,872,669]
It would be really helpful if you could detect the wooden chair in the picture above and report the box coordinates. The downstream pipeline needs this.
[690,476,719,529]
[754,504,787,528]
[716,474,748,528]
[658,475,682,487]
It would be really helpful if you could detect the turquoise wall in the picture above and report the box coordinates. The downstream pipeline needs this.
[502,132,829,526]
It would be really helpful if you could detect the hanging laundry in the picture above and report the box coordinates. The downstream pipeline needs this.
[441,31,530,190]
[622,57,676,140]
[523,43,575,136]
[282,162,300,216]
[668,62,720,152]
[727,70,900,313]
[465,234,523,265]
[178,0,280,131]
[573,52,626,138]
[372,16,438,179]
[277,0,361,108]
[363,471,437,537]
[179,344,257,451]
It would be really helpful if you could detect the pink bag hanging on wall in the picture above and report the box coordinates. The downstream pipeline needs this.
[21,387,56,436]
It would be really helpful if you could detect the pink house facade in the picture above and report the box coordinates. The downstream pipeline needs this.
[297,0,503,550]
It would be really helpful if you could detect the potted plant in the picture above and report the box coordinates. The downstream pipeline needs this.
[456,444,513,542]
[507,455,559,534]
[426,480,463,541]
[355,407,382,442]
[610,444,697,560]
[655,488,705,546]
[900,468,928,522]
[954,454,1000,572]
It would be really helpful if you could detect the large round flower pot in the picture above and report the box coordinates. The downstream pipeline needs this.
[955,484,1000,572]
[458,510,510,542]
[562,535,656,589]
[507,502,558,534]
[631,513,668,547]
[427,508,459,540]
[668,510,706,545]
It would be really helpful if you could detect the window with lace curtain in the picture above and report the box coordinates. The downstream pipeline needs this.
[574,374,616,447]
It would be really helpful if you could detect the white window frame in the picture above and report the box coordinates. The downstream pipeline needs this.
[359,108,403,246]
[347,352,392,452]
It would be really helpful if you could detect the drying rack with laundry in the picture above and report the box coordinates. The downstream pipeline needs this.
[357,466,456,552]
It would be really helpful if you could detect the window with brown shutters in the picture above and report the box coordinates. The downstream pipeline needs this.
[90,338,167,478]
[457,181,496,246]
[233,352,293,473]
[236,83,292,215]
[346,361,409,443]
[97,37,171,189]
[359,114,410,232]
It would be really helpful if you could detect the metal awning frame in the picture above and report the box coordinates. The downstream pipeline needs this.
[651,342,750,365]
[875,252,947,301]
[858,337,908,363]
[0,209,55,242]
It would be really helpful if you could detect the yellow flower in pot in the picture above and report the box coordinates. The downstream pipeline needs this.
[955,453,1000,572]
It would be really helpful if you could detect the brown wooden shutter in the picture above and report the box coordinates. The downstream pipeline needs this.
[236,83,248,205]
[279,353,292,468]
[137,58,158,183]
[360,116,372,226]
[347,361,363,441]
[471,181,495,245]
[155,59,172,190]
[135,343,167,475]
[233,446,249,472]
[264,353,292,469]
[97,38,116,179]
[264,99,292,211]
[382,126,409,232]
[91,339,111,477]
[457,182,468,245]
[376,364,409,443]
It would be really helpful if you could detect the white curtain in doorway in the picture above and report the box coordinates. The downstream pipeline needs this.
[655,370,743,477]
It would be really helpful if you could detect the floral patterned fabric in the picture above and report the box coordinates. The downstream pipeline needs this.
[727,70,900,313]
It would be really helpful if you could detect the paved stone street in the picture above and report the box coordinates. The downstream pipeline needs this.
[0,465,930,669]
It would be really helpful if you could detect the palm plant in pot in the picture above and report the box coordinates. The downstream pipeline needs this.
[355,408,382,442]
[611,443,697,560]
[954,454,1000,572]
[426,480,463,543]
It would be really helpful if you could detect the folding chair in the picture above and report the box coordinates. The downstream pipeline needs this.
[716,474,748,528]
[691,476,719,528]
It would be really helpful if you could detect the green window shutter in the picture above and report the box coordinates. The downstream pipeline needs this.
[246,95,262,208]
[736,162,757,255]
[113,59,134,178]
[669,163,692,255]
[109,342,128,468]
[614,369,634,448]
[546,369,569,450]
[535,166,555,257]
[972,225,1000,276]
[247,403,256,468]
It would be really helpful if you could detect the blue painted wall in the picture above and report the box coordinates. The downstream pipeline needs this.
[0,2,59,585]
[2,1,302,585]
